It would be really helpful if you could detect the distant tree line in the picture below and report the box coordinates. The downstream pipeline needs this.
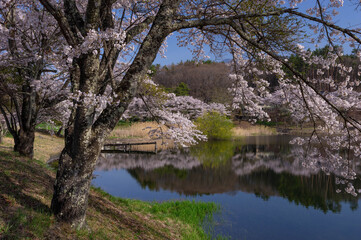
[153,46,361,123]
[153,60,233,104]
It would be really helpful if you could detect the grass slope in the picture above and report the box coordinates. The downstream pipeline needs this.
[0,138,219,239]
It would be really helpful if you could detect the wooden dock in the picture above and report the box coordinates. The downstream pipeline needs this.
[102,141,157,154]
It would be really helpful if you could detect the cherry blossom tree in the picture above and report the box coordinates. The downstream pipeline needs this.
[124,82,229,121]
[122,78,230,146]
[0,0,69,157]
[29,0,361,228]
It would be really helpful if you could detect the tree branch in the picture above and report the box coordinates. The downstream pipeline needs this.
[64,0,86,36]
[93,0,181,135]
[38,0,77,46]
[98,16,155,84]
[284,9,361,45]
[85,0,101,31]
[230,22,361,133]
[171,8,295,31]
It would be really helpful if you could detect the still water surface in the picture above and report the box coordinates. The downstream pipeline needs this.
[92,135,361,239]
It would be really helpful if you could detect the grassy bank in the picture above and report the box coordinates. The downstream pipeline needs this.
[0,135,219,239]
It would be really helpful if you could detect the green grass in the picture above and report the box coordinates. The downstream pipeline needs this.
[36,122,61,131]
[0,223,11,236]
[4,131,12,138]
[148,201,219,239]
[76,228,110,240]
[2,208,52,240]
[116,120,133,128]
[92,187,221,240]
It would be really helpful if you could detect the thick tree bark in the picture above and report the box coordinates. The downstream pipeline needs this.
[5,96,37,158]
[50,53,105,228]
[51,131,103,228]
[48,0,181,228]
[0,122,3,143]
[15,128,35,158]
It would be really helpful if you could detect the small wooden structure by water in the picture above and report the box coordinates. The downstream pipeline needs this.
[102,141,157,154]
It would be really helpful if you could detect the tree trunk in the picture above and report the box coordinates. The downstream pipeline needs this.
[51,128,103,228]
[16,128,35,158]
[50,53,106,226]
[0,124,2,144]
[47,0,180,229]
[13,134,20,152]
[9,124,35,158]
[14,81,38,158]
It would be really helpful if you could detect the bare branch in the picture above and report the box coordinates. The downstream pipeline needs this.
[172,8,295,31]
[64,0,86,36]
[38,0,77,46]
[285,9,361,45]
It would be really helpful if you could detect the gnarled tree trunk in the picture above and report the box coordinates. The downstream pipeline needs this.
[16,128,36,158]
[46,0,179,228]
[50,49,105,227]
[51,128,103,228]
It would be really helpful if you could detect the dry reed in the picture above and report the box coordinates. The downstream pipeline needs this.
[232,125,276,137]
[109,121,175,151]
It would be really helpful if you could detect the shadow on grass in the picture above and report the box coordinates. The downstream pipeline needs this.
[0,151,54,239]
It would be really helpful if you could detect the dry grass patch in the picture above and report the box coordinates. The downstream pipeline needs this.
[109,122,175,151]
[33,133,64,163]
[1,132,64,163]
[0,136,13,149]
[110,121,163,139]
[232,121,277,137]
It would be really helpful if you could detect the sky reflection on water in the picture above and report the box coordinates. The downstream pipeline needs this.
[92,135,361,239]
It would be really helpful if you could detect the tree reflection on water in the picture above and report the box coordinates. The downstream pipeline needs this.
[96,135,361,213]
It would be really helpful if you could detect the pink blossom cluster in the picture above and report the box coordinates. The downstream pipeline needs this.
[123,79,230,146]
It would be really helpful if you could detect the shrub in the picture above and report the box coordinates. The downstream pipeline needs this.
[173,82,190,96]
[195,111,233,140]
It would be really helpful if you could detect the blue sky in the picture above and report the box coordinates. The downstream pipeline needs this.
[154,0,361,66]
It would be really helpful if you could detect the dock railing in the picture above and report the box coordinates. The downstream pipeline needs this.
[102,141,157,154]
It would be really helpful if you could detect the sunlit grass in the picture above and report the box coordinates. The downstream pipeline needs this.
[109,121,175,151]
[110,121,162,139]
[1,132,64,163]
[232,125,277,137]
[33,133,64,163]
[92,187,222,240]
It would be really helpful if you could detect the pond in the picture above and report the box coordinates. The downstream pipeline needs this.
[92,135,361,240]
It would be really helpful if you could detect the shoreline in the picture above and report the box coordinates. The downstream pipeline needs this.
[0,121,317,239]
[0,133,220,239]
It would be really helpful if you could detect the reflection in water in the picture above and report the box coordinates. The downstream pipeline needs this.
[191,140,236,168]
[96,136,360,213]
[94,135,361,239]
